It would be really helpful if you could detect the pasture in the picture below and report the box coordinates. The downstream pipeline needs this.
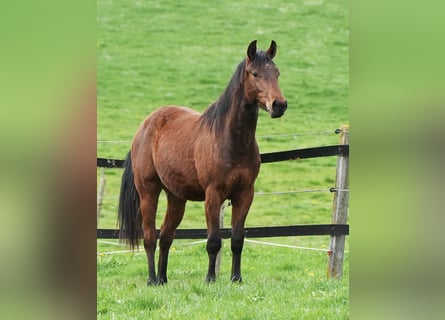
[97,0,348,318]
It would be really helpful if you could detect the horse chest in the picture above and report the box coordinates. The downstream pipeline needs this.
[227,162,259,185]
[201,158,259,193]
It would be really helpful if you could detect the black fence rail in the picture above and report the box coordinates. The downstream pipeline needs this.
[97,145,349,168]
[97,224,349,239]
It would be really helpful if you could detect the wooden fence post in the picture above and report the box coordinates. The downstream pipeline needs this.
[327,124,349,279]
[97,168,107,227]
[215,202,225,275]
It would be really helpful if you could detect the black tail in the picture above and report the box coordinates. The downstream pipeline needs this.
[118,151,142,249]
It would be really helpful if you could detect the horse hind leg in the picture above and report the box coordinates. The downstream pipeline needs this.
[157,191,186,284]
[139,188,161,286]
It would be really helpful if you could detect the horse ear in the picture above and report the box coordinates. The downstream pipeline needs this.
[247,40,257,61]
[266,40,277,59]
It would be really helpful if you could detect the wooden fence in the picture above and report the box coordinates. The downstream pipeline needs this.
[97,125,349,278]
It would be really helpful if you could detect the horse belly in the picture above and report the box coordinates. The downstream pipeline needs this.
[151,109,205,201]
[158,164,205,201]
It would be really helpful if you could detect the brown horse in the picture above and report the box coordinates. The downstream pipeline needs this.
[118,40,287,285]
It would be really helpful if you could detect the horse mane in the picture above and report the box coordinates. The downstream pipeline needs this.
[200,59,246,132]
[200,51,272,133]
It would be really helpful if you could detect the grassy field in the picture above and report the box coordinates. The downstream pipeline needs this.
[98,245,348,319]
[98,0,348,318]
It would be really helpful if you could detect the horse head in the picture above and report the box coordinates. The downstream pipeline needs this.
[244,40,287,118]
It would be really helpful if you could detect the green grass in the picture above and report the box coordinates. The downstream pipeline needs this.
[98,244,349,320]
[98,0,348,318]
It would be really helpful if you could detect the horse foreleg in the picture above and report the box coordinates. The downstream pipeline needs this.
[230,187,254,282]
[140,191,160,286]
[157,192,186,284]
[204,191,223,282]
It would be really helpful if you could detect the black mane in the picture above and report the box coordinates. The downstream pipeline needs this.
[200,51,273,133]
[200,59,246,132]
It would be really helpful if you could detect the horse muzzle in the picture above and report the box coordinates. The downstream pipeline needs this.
[270,100,287,118]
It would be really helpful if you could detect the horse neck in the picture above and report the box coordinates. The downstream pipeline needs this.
[223,92,259,152]
[201,61,259,153]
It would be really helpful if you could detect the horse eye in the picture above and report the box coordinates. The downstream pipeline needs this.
[252,71,258,77]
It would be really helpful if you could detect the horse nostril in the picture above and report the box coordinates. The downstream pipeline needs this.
[272,100,279,111]
[270,100,287,118]
[272,100,287,110]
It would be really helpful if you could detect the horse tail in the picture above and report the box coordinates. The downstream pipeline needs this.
[118,151,142,250]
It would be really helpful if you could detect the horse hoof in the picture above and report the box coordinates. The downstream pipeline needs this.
[231,275,242,283]
[205,275,216,283]
[147,278,158,286]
